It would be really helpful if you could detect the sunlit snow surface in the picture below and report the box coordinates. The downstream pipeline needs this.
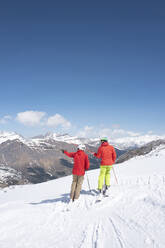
[0,146,165,248]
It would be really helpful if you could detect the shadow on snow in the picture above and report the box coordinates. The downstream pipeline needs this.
[29,189,96,205]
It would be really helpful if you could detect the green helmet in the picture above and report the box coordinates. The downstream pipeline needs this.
[100,137,108,142]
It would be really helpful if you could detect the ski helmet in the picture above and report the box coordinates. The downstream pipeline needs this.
[100,137,108,142]
[77,144,86,150]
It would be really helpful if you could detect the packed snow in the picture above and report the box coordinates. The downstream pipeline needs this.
[0,146,165,247]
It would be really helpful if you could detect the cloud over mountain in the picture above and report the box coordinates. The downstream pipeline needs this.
[16,111,46,126]
[47,114,71,129]
[0,115,12,124]
[16,111,71,130]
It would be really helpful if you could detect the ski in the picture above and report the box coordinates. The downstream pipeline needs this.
[95,194,103,203]
[95,186,110,203]
[103,185,110,197]
[95,189,103,203]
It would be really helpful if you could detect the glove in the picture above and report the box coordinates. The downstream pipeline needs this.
[61,149,65,153]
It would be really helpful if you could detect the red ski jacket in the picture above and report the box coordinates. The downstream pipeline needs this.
[94,142,116,166]
[64,150,90,176]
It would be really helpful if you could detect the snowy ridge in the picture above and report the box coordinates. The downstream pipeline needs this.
[44,133,82,145]
[0,131,25,145]
[0,130,165,150]
[28,133,83,149]
[0,145,165,247]
[144,143,165,158]
[110,134,165,149]
[0,132,83,150]
[0,166,22,185]
[0,130,163,149]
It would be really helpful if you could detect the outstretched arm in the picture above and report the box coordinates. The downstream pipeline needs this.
[94,147,102,159]
[63,151,75,158]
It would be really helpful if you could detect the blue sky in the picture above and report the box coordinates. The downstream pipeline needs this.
[0,0,165,138]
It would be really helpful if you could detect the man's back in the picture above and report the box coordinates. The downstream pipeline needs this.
[64,150,89,175]
[94,142,116,165]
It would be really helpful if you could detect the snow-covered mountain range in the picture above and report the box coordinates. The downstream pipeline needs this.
[0,130,165,149]
[0,140,165,247]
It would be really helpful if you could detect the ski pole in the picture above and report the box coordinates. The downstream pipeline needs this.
[112,167,119,185]
[86,172,91,192]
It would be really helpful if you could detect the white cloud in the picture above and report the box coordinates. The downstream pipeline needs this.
[47,114,71,129]
[111,129,140,137]
[15,111,71,130]
[16,111,46,126]
[77,126,114,139]
[127,131,141,137]
[0,115,12,124]
[77,126,94,138]
[77,126,142,140]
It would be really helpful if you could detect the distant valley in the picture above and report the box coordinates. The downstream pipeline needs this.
[0,131,165,188]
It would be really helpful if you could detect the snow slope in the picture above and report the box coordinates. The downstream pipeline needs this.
[0,147,165,248]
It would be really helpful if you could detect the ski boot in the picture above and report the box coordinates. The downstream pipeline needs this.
[103,185,110,197]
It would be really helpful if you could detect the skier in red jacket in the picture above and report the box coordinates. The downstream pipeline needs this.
[93,137,116,194]
[62,144,90,201]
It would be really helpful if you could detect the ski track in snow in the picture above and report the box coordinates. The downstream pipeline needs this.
[1,154,165,248]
